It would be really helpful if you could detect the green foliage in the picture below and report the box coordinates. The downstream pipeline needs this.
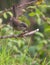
[0,0,50,65]
[3,11,13,19]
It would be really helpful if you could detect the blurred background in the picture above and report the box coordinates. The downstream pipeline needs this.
[0,0,50,65]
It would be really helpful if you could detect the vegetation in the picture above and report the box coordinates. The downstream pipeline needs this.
[0,0,50,65]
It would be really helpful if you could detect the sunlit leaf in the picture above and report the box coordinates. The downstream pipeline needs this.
[7,11,13,16]
[29,12,35,16]
[0,18,3,24]
[35,32,44,38]
[27,6,36,9]
[36,13,41,25]
[3,13,7,19]
[36,0,44,5]
[36,8,41,15]
[22,9,26,12]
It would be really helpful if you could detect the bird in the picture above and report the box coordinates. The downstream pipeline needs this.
[10,17,28,31]
[9,5,28,31]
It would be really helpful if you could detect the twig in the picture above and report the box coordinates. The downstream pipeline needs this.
[0,29,39,39]
[17,0,37,8]
[23,29,39,36]
[0,0,37,16]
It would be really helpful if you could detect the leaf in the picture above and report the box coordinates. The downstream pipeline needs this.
[27,6,36,9]
[44,24,50,33]
[0,11,2,13]
[22,9,26,12]
[29,12,35,16]
[45,28,50,32]
[36,0,44,5]
[42,40,48,44]
[42,57,46,65]
[7,11,13,16]
[36,13,41,25]
[0,18,3,24]
[28,46,37,57]
[36,8,41,15]
[35,32,44,38]
[3,13,7,19]
[13,46,19,52]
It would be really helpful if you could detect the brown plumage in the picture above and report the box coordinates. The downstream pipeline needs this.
[9,5,28,31]
[10,17,28,31]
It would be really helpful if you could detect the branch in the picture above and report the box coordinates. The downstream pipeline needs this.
[0,29,39,39]
[0,0,37,16]
[17,0,37,8]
